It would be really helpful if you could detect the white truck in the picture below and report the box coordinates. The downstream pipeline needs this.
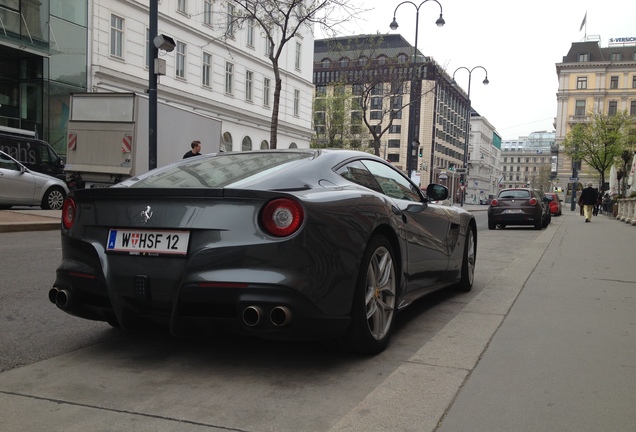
[65,93,222,189]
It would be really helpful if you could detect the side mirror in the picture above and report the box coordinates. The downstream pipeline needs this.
[426,183,449,201]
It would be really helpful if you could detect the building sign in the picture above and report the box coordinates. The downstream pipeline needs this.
[609,37,636,45]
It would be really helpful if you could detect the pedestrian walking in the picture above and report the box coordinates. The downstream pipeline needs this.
[183,140,202,158]
[578,182,597,223]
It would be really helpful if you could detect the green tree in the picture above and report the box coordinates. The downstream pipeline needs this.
[562,110,633,189]
[230,0,365,149]
[312,82,352,148]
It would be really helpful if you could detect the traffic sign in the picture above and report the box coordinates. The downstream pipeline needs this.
[459,185,466,191]
[569,177,579,181]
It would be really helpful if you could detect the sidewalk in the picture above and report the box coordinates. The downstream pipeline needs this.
[0,209,61,232]
[436,211,636,431]
[331,211,636,432]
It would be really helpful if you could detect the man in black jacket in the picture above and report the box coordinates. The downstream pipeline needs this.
[183,140,202,158]
[578,182,597,223]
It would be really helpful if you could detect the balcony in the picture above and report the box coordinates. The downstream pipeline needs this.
[568,115,591,124]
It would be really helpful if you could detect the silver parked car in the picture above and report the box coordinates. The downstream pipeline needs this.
[0,150,69,210]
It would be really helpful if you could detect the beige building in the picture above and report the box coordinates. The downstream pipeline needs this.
[555,37,636,191]
[500,132,555,192]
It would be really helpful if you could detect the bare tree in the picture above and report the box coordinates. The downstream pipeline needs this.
[317,35,436,157]
[230,0,364,148]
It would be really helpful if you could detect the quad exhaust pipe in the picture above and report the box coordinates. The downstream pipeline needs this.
[241,305,292,327]
[48,287,71,308]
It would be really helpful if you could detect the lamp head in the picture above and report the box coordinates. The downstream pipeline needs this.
[153,34,176,52]
[483,77,489,85]
[436,14,445,27]
[390,18,398,31]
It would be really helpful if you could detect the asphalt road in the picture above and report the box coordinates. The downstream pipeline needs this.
[0,211,552,431]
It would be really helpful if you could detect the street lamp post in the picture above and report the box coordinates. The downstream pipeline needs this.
[390,0,445,180]
[451,66,488,206]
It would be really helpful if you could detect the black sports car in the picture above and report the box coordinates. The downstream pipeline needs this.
[51,149,476,354]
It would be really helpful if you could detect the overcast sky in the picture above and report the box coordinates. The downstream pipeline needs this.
[319,0,636,140]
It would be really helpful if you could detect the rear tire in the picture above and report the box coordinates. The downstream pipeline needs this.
[534,218,542,230]
[339,235,397,355]
[41,186,66,210]
[454,225,475,292]
[488,218,495,230]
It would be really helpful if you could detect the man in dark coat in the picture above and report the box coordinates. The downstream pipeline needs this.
[578,182,597,222]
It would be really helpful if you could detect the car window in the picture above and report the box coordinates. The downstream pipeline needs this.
[0,153,19,171]
[335,160,383,194]
[128,151,315,188]
[499,190,530,199]
[361,160,421,202]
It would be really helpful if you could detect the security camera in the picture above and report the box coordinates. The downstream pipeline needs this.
[153,34,176,52]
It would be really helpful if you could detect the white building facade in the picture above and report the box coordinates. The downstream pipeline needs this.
[89,0,314,152]
[465,115,501,203]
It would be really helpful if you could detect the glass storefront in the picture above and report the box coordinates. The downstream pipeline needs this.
[0,0,86,155]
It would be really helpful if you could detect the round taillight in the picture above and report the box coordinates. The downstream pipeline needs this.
[529,198,537,206]
[62,197,76,230]
[490,199,498,206]
[261,198,304,237]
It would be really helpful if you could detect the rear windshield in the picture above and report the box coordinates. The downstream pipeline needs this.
[498,190,531,199]
[128,151,316,188]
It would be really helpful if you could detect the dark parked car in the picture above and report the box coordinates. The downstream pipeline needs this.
[0,150,68,210]
[487,188,551,230]
[51,149,477,354]
[544,192,562,216]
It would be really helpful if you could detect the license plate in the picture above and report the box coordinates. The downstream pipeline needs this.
[106,229,190,256]
[503,209,523,214]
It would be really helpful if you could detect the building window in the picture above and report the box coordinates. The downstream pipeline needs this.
[388,139,400,148]
[263,36,273,57]
[223,132,233,151]
[295,41,302,70]
[577,53,589,62]
[177,0,186,14]
[371,97,382,110]
[225,62,234,95]
[630,100,636,116]
[261,140,269,149]
[226,3,236,37]
[263,77,271,107]
[387,154,400,163]
[372,84,383,95]
[247,19,255,47]
[176,41,186,78]
[610,53,622,61]
[389,125,401,134]
[315,85,326,97]
[202,52,212,87]
[145,28,150,68]
[245,70,253,102]
[293,89,300,116]
[633,75,636,88]
[610,76,619,89]
[321,58,330,68]
[370,111,382,120]
[242,136,252,151]
[608,101,617,116]
[110,15,124,58]
[577,77,587,89]
[203,0,212,25]
[575,100,586,117]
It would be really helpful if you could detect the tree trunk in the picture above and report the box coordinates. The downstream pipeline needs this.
[270,63,282,149]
